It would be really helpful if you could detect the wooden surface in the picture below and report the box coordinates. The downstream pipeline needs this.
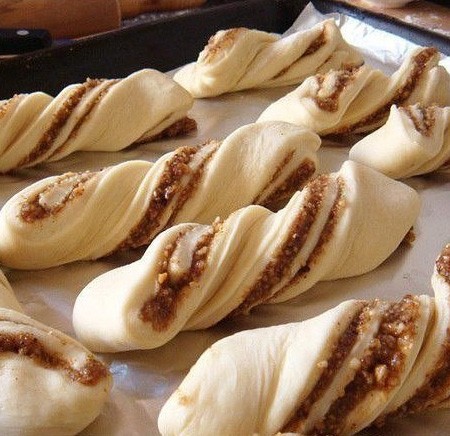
[0,0,121,38]
[337,0,450,38]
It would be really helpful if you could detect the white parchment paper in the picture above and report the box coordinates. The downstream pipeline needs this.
[1,3,450,435]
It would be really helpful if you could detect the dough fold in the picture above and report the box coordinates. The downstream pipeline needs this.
[349,104,450,179]
[72,161,420,352]
[158,243,450,436]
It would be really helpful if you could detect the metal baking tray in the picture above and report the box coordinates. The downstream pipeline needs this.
[0,0,448,99]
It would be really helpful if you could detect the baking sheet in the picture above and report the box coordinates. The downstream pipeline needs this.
[2,3,450,435]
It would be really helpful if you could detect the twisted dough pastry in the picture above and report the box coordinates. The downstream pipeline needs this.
[72,160,420,352]
[0,69,196,173]
[349,104,450,179]
[0,121,320,269]
[173,19,363,98]
[158,244,450,435]
[258,47,450,136]
[0,270,112,435]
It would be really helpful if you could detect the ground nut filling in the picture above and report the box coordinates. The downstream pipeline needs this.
[334,47,438,134]
[402,105,436,137]
[314,67,360,112]
[314,295,420,435]
[436,243,450,284]
[230,175,332,317]
[0,94,21,120]
[271,176,345,302]
[201,28,245,63]
[282,303,369,432]
[18,79,103,168]
[255,157,316,209]
[139,219,222,331]
[144,117,197,143]
[115,142,218,252]
[19,171,96,222]
[0,331,108,386]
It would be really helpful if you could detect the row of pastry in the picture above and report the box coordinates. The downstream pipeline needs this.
[0,20,448,177]
[0,17,449,435]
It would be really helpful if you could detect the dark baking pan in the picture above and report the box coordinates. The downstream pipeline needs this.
[0,0,448,100]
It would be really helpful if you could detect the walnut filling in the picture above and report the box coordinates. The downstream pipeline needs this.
[436,243,450,284]
[380,327,450,423]
[282,303,370,432]
[201,28,245,63]
[139,219,222,331]
[230,175,331,317]
[270,176,345,302]
[314,295,420,435]
[19,171,96,223]
[253,156,316,209]
[402,105,436,137]
[313,67,360,113]
[48,79,120,158]
[115,143,218,252]
[0,331,108,386]
[0,94,21,119]
[18,79,103,168]
[333,47,438,134]
[272,29,327,80]
[141,116,198,144]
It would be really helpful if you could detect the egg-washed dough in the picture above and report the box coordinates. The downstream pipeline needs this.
[0,69,196,173]
[258,47,450,136]
[349,104,450,179]
[0,270,112,436]
[173,19,363,98]
[0,121,320,269]
[72,160,420,352]
[158,243,450,436]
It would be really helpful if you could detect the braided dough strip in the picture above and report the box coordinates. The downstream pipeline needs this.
[349,104,450,179]
[258,47,450,136]
[158,244,450,435]
[173,19,363,98]
[72,160,420,352]
[0,271,112,435]
[0,69,196,173]
[0,121,320,269]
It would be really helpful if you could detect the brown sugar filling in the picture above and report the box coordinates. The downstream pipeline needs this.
[0,331,108,386]
[282,302,370,432]
[314,295,420,435]
[253,156,316,209]
[0,94,21,120]
[229,174,332,317]
[139,219,222,331]
[333,47,438,134]
[402,105,436,137]
[18,79,103,168]
[270,176,345,302]
[314,67,360,112]
[115,142,218,252]
[19,171,96,223]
